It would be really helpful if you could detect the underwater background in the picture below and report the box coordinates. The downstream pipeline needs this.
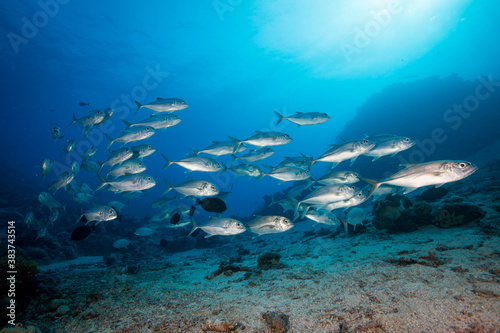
[1,1,500,332]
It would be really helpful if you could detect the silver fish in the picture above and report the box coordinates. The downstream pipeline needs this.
[162,154,223,173]
[229,163,264,179]
[343,207,366,234]
[275,154,314,170]
[131,144,156,159]
[113,239,131,249]
[268,195,296,213]
[294,184,359,216]
[61,140,75,156]
[82,146,97,160]
[106,159,146,178]
[125,113,181,130]
[100,147,133,171]
[304,210,340,226]
[41,158,52,180]
[274,110,330,126]
[362,160,478,198]
[192,140,246,157]
[48,171,74,193]
[264,166,311,183]
[66,109,105,128]
[363,136,415,161]
[233,148,274,163]
[135,97,188,114]
[51,125,64,144]
[151,196,176,209]
[105,126,155,150]
[96,173,156,192]
[163,179,219,197]
[229,131,292,150]
[316,171,360,185]
[247,216,293,235]
[70,161,80,175]
[320,192,367,212]
[188,217,246,238]
[38,192,65,212]
[134,227,156,236]
[315,139,375,167]
[79,205,117,224]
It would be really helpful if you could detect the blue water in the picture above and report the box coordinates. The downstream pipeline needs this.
[1,2,499,244]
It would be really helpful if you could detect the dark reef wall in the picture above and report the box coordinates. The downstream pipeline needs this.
[338,74,500,178]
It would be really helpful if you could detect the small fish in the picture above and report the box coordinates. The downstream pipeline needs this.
[79,102,90,106]
[71,225,94,241]
[78,205,118,225]
[96,173,156,192]
[24,211,37,226]
[100,147,134,171]
[247,216,293,235]
[61,140,76,156]
[100,107,114,124]
[314,139,375,167]
[229,131,292,150]
[192,141,246,157]
[316,171,360,185]
[105,126,155,150]
[195,197,227,213]
[294,184,360,217]
[113,239,131,249]
[70,161,80,175]
[51,125,64,144]
[41,158,52,180]
[48,209,59,225]
[188,217,246,238]
[263,166,311,184]
[361,160,478,198]
[274,110,330,126]
[38,192,65,212]
[48,171,74,193]
[162,154,223,173]
[170,212,181,225]
[163,179,219,197]
[229,163,264,179]
[134,227,156,236]
[124,114,181,130]
[275,154,314,170]
[135,97,188,114]
[106,159,146,178]
[362,136,415,161]
[82,147,97,160]
[66,109,104,128]
[320,192,367,212]
[233,148,274,163]
[131,144,156,159]
[73,192,94,203]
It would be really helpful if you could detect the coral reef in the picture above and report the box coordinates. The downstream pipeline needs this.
[262,311,290,333]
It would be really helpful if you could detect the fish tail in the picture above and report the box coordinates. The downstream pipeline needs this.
[122,119,132,128]
[187,218,198,237]
[301,153,314,171]
[219,161,227,174]
[65,113,76,128]
[95,175,108,192]
[134,101,142,114]
[228,136,242,153]
[229,154,237,165]
[62,205,66,215]
[339,216,348,235]
[195,197,202,206]
[104,134,114,151]
[268,194,276,207]
[188,147,199,156]
[273,109,284,126]
[359,177,381,199]
[161,179,172,196]
[300,205,310,219]
[161,154,172,169]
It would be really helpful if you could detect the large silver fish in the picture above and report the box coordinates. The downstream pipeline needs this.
[314,139,375,167]
[106,159,146,178]
[131,144,156,159]
[48,171,74,193]
[275,154,314,170]
[361,160,478,198]
[100,147,133,171]
[294,184,359,216]
[229,131,292,149]
[38,192,65,212]
[233,148,274,163]
[162,154,223,173]
[247,216,293,235]
[105,126,155,150]
[66,109,104,128]
[316,171,360,185]
[274,110,330,126]
[304,210,340,226]
[229,163,264,179]
[124,113,181,130]
[192,141,246,157]
[264,166,311,183]
[135,97,188,114]
[96,173,156,192]
[362,136,415,161]
[188,217,246,238]
[163,179,219,197]
[78,205,117,225]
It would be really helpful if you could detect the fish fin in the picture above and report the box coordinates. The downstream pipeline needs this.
[349,157,357,166]
[204,234,214,238]
[228,136,242,153]
[399,164,413,169]
[273,110,284,126]
[161,154,173,169]
[359,177,382,199]
[187,218,198,237]
[435,183,445,188]
[330,162,338,169]
[188,147,199,156]
[65,113,76,128]
[230,154,237,165]
[134,101,142,114]
[104,134,114,151]
[162,179,172,196]
[195,197,202,206]
[300,153,314,170]
[403,187,418,194]
[94,175,108,192]
[262,164,274,171]
[338,136,347,143]
[371,156,380,162]
[122,119,132,128]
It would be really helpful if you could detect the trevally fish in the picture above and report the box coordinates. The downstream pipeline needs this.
[105,126,155,150]
[228,163,264,179]
[41,158,52,180]
[268,195,296,213]
[96,173,156,192]
[314,139,375,167]
[70,161,80,175]
[263,166,311,184]
[48,171,74,193]
[247,216,293,235]
[316,171,360,185]
[344,207,366,233]
[151,196,176,209]
[191,140,246,157]
[24,211,38,226]
[51,124,64,144]
[78,205,117,225]
[38,192,65,212]
[106,159,146,178]
[73,192,94,203]
[131,144,156,159]
[361,160,478,198]
[230,131,292,150]
[188,217,246,238]
[362,136,415,161]
[319,192,367,212]
[48,208,59,225]
[135,97,188,114]
[274,110,330,126]
[163,179,219,197]
[100,147,133,171]
[66,109,104,128]
[294,184,359,216]
[162,154,223,173]
[124,113,181,130]
[61,140,75,157]
[82,147,97,160]
[232,148,274,163]
[275,154,314,170]
[304,210,340,226]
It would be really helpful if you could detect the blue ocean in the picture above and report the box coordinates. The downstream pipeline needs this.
[1,1,500,332]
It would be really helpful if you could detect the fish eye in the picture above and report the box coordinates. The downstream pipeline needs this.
[349,186,355,190]
[459,162,466,168]
[148,145,152,149]
[109,209,114,214]
[404,138,410,142]
[363,140,370,144]
[99,211,103,216]
[146,177,152,181]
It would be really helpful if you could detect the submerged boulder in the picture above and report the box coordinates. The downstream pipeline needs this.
[433,203,486,228]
